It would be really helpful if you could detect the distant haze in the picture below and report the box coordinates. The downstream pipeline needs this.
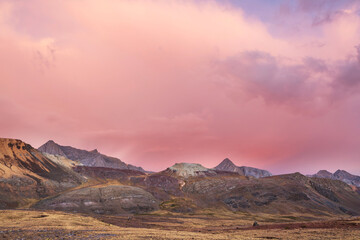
[1,0,360,175]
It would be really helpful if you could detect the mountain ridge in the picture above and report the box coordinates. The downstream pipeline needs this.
[38,140,145,172]
[310,169,360,187]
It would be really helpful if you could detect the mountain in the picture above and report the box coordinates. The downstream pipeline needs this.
[38,140,144,172]
[312,170,333,179]
[0,138,83,208]
[333,170,360,187]
[181,172,360,216]
[166,163,216,178]
[310,170,360,187]
[35,167,360,216]
[214,158,272,178]
[2,138,360,217]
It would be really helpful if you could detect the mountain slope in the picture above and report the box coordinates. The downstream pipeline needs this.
[38,140,144,171]
[0,138,83,208]
[310,170,360,187]
[214,158,272,178]
[34,185,159,214]
[182,172,360,216]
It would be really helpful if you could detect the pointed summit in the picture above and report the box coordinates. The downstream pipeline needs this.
[314,170,333,179]
[38,140,66,157]
[214,158,238,172]
[221,158,236,165]
[214,158,271,178]
[90,149,99,154]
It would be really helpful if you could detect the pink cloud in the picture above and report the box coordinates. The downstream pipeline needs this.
[0,0,360,174]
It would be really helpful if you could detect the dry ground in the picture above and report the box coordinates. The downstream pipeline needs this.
[0,210,360,239]
[0,210,359,239]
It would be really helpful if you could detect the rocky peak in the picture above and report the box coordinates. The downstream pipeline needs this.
[214,158,238,172]
[38,140,66,157]
[315,170,334,178]
[310,169,360,188]
[90,149,99,154]
[334,170,351,178]
[214,158,271,178]
[219,158,237,167]
[168,163,213,178]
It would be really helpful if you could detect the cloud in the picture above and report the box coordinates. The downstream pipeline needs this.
[215,44,360,116]
[0,0,360,174]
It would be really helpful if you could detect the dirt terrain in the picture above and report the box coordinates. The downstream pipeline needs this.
[0,210,359,239]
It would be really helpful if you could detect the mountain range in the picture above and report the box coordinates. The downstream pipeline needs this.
[310,170,360,188]
[0,137,359,217]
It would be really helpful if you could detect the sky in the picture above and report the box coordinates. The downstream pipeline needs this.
[1,0,360,175]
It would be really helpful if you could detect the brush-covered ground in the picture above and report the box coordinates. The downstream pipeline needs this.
[0,209,359,239]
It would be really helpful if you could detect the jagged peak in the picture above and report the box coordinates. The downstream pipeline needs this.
[90,149,99,154]
[38,140,66,157]
[334,169,352,177]
[42,140,59,147]
[221,158,235,164]
[216,158,237,168]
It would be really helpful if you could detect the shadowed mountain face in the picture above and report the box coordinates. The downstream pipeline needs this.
[310,170,360,187]
[38,140,144,172]
[214,158,272,178]
[0,138,83,208]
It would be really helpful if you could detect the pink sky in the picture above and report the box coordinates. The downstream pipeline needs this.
[1,0,360,174]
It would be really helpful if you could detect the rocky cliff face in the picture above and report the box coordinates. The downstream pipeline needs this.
[0,138,83,208]
[310,170,360,187]
[38,140,145,172]
[214,158,272,178]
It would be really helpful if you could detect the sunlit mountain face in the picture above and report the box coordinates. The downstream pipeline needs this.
[1,0,360,175]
